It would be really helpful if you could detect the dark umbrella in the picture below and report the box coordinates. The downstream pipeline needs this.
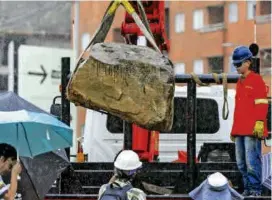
[17,149,70,200]
[0,91,47,113]
[1,149,69,200]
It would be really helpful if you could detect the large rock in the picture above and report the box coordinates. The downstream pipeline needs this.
[67,43,175,132]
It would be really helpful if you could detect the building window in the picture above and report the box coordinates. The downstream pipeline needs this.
[247,1,256,19]
[81,33,91,51]
[113,28,124,43]
[174,63,185,74]
[193,60,204,74]
[260,1,271,15]
[207,5,224,24]
[208,56,224,73]
[193,10,204,30]
[229,3,238,23]
[175,13,185,33]
[137,36,147,46]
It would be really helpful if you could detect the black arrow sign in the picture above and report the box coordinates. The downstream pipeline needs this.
[28,65,48,84]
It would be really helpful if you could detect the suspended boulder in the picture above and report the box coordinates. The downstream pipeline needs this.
[67,43,175,132]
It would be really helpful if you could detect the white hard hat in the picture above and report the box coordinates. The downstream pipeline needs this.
[207,172,228,188]
[114,150,142,171]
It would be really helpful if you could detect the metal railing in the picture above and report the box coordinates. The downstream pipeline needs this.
[175,74,240,191]
[45,194,272,200]
[199,22,225,33]
[256,14,272,24]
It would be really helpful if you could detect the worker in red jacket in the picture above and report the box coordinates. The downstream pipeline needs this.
[230,46,269,197]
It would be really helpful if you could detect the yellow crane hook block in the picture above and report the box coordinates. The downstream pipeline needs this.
[67,43,174,132]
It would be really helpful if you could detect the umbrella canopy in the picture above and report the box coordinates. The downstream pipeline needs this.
[0,110,72,157]
[18,149,70,200]
[0,91,47,113]
[1,150,70,200]
[0,91,72,157]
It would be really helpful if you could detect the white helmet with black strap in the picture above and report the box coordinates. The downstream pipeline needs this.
[114,150,142,177]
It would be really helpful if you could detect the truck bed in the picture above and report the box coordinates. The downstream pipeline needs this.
[45,194,271,200]
[45,162,271,199]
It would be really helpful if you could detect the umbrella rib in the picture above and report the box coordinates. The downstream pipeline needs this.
[51,128,71,146]
[20,123,33,158]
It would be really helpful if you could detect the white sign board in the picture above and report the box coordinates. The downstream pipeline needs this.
[18,45,77,155]
[18,45,74,109]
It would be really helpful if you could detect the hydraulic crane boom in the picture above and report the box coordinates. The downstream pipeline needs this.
[121,1,169,51]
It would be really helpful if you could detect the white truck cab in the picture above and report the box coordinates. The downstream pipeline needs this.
[82,85,236,162]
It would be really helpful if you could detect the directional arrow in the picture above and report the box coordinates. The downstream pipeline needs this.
[28,65,47,84]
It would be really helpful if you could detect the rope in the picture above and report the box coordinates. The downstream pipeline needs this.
[190,72,229,120]
[212,73,220,84]
[67,1,117,97]
[68,0,161,88]
[190,72,209,86]
[66,0,163,115]
[222,73,229,120]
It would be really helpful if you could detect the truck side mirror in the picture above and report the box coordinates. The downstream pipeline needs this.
[50,96,62,120]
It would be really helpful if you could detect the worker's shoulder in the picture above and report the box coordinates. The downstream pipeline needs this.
[127,188,146,200]
[250,72,264,80]
[249,72,266,84]
[98,184,108,195]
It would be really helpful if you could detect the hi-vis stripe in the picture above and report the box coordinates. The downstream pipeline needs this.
[255,99,271,105]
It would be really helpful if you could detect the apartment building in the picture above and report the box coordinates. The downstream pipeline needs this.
[170,1,271,84]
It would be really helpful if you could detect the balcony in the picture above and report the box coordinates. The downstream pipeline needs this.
[199,22,225,33]
[256,14,272,24]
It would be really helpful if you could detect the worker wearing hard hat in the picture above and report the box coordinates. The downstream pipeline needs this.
[98,150,146,200]
[189,172,244,200]
[230,46,269,196]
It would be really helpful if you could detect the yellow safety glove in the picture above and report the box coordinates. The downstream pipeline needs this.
[253,121,264,139]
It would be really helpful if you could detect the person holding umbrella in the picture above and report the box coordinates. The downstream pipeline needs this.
[0,91,73,200]
[0,143,22,200]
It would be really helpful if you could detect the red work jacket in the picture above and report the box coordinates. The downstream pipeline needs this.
[231,72,269,138]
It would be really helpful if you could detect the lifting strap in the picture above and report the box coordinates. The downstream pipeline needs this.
[67,0,162,111]
[68,0,161,80]
[190,72,229,120]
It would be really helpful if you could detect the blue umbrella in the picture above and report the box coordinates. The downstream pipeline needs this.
[0,91,72,158]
